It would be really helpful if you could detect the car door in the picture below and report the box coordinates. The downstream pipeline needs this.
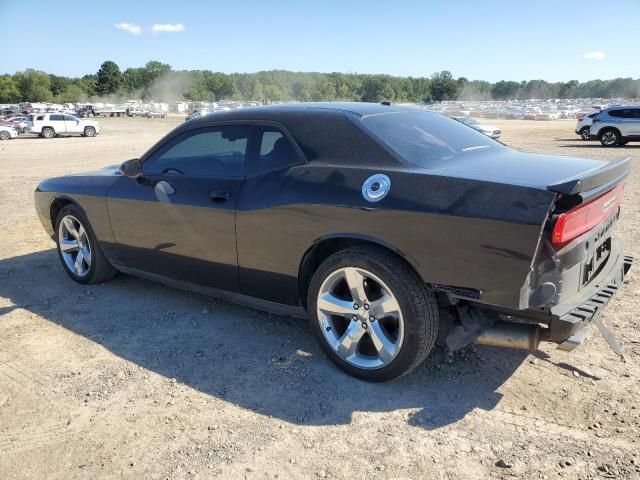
[107,125,250,292]
[64,115,82,133]
[49,114,67,133]
[236,125,307,304]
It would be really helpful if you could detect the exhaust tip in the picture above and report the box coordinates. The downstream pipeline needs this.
[474,322,541,351]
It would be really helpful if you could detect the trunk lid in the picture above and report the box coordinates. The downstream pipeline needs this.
[429,149,627,195]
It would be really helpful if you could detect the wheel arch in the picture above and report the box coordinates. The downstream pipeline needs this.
[298,234,424,309]
[599,126,622,137]
[49,196,85,231]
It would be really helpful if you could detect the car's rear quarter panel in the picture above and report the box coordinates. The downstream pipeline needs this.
[237,165,556,309]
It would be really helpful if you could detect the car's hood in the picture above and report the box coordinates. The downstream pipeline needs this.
[429,148,607,191]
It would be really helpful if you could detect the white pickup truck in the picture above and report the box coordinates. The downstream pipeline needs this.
[27,113,101,138]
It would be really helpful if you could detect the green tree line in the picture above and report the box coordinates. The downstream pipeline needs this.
[2,60,639,104]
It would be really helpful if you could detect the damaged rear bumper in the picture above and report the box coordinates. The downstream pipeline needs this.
[447,238,632,354]
[551,248,632,351]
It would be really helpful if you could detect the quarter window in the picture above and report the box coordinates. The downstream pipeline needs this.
[250,127,301,176]
[143,126,249,177]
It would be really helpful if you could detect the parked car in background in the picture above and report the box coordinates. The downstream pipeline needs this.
[1,116,28,133]
[184,109,210,121]
[590,106,640,146]
[451,116,501,139]
[575,112,599,140]
[0,125,18,140]
[126,107,146,117]
[559,107,578,119]
[35,103,631,381]
[2,108,20,117]
[144,110,167,118]
[536,111,561,121]
[27,113,101,138]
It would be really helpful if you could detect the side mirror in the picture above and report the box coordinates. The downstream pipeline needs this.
[119,158,142,178]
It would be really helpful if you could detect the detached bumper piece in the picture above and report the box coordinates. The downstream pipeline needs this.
[556,255,632,355]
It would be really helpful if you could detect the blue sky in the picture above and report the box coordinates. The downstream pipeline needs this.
[1,0,638,82]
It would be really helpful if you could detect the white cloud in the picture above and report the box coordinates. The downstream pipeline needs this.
[583,51,605,61]
[114,22,142,35]
[151,23,185,33]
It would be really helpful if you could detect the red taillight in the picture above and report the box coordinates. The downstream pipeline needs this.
[551,184,624,247]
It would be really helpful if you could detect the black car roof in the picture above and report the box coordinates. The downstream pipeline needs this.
[188,102,422,127]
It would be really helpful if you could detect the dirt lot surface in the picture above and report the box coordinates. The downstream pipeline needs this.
[1,117,639,479]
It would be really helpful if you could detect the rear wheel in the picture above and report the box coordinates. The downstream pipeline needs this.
[55,205,117,284]
[84,126,96,137]
[308,246,439,382]
[41,127,55,139]
[0,130,10,140]
[599,129,619,147]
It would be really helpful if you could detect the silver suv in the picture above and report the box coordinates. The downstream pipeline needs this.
[590,106,640,146]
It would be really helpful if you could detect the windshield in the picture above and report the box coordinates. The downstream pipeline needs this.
[361,111,500,166]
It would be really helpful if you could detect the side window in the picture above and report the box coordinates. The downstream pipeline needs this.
[632,109,640,119]
[143,126,249,177]
[609,109,634,119]
[36,115,45,121]
[250,127,301,176]
[50,114,65,121]
[64,115,77,121]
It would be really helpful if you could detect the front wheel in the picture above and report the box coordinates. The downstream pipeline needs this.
[308,246,439,382]
[84,126,96,137]
[580,127,590,140]
[55,205,117,284]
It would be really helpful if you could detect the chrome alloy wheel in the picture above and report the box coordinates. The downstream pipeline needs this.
[316,267,404,369]
[58,215,92,277]
[602,131,617,145]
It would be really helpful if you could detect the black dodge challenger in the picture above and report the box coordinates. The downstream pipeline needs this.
[35,102,631,381]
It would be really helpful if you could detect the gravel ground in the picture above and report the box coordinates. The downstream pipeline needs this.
[0,117,639,480]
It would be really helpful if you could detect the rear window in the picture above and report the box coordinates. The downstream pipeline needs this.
[361,111,501,166]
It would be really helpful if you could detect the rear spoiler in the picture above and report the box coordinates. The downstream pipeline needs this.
[547,157,630,197]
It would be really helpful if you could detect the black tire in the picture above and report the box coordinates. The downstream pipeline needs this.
[580,127,590,140]
[307,246,439,382]
[84,126,96,137]
[0,130,10,140]
[54,205,118,284]
[599,129,620,147]
[41,127,55,139]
